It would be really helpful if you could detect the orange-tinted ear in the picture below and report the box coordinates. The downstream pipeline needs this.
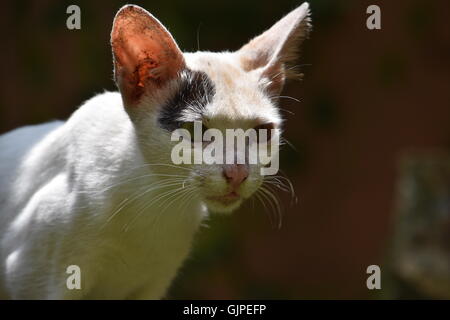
[111,5,185,107]
[238,3,311,95]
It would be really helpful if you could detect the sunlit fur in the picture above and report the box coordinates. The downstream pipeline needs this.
[0,3,310,299]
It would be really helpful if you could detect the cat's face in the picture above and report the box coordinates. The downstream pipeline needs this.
[111,4,310,213]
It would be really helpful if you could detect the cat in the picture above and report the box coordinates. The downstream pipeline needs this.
[0,3,311,299]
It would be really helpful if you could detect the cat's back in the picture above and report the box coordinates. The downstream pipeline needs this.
[0,91,129,208]
[0,121,63,158]
[0,121,63,217]
[0,121,63,184]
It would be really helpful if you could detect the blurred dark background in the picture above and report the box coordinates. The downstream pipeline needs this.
[1,0,449,299]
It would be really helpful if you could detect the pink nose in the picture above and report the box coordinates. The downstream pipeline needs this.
[223,164,249,190]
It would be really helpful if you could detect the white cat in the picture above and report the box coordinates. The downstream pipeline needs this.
[0,4,310,299]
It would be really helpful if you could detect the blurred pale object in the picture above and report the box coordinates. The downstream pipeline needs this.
[391,152,450,298]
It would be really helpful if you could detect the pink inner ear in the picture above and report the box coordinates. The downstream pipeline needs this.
[111,6,185,106]
[237,3,310,95]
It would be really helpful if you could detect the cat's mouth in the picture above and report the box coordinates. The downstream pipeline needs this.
[206,191,241,206]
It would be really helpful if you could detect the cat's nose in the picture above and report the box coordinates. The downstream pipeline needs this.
[223,164,249,190]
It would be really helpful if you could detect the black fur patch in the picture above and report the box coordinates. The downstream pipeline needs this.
[158,69,215,131]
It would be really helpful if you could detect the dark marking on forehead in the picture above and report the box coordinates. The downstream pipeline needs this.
[158,69,215,131]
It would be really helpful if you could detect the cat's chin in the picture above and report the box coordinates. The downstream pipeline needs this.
[202,197,243,214]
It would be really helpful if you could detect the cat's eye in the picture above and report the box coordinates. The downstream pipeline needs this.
[254,123,275,143]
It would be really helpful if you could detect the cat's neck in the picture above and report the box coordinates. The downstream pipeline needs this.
[99,171,206,234]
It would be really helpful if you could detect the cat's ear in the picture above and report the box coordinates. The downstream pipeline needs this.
[237,3,311,95]
[111,5,185,107]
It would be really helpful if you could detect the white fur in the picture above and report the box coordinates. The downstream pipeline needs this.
[0,3,309,299]
[0,52,277,299]
[0,91,206,299]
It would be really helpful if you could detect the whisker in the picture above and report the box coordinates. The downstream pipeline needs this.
[154,182,202,230]
[277,107,295,116]
[254,189,275,227]
[123,183,194,232]
[266,173,296,201]
[260,186,282,229]
[280,137,298,153]
[178,186,200,214]
[102,179,184,229]
[87,173,189,195]
[277,96,302,103]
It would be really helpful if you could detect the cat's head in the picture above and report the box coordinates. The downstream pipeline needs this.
[111,4,311,213]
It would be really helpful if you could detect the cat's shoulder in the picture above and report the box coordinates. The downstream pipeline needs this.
[73,91,123,116]
[84,90,122,107]
[0,121,62,142]
[66,91,129,132]
[0,121,63,162]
